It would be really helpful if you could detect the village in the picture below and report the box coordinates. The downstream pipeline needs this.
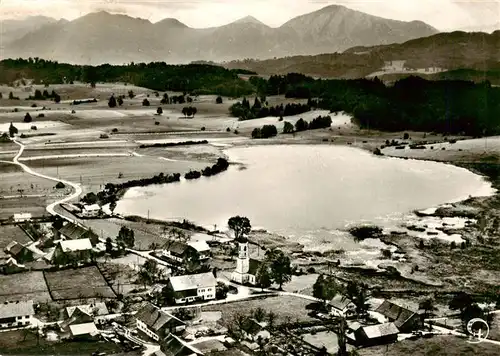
[1,204,497,356]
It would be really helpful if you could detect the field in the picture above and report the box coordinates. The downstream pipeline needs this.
[29,155,209,194]
[201,295,316,325]
[0,224,33,254]
[358,335,500,356]
[0,271,51,303]
[44,266,116,300]
[302,331,339,354]
[0,329,122,355]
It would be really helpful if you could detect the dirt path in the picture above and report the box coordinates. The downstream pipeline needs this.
[5,140,83,222]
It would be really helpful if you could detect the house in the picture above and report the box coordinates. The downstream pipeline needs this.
[354,322,399,346]
[135,303,186,341]
[241,318,271,342]
[60,306,94,330]
[65,302,109,319]
[160,333,204,356]
[230,238,260,285]
[56,222,98,245]
[4,241,35,263]
[375,300,421,332]
[0,257,27,274]
[167,272,217,304]
[69,322,99,340]
[329,295,356,317]
[0,300,35,329]
[187,241,211,261]
[13,213,32,222]
[82,204,101,218]
[53,238,93,265]
[162,241,200,265]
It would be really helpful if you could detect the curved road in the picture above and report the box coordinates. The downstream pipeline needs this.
[9,139,82,222]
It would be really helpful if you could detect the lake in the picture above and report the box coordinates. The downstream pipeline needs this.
[116,145,494,253]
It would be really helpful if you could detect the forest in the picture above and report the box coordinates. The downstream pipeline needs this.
[0,58,255,97]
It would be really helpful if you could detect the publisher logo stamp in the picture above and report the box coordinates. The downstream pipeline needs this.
[466,318,490,343]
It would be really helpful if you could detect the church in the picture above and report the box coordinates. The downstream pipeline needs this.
[230,237,261,285]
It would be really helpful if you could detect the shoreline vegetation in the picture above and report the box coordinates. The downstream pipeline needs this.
[81,157,230,205]
[138,140,209,149]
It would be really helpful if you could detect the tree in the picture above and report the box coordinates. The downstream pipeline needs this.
[128,90,135,99]
[108,95,117,108]
[449,292,475,314]
[345,281,370,316]
[142,98,150,106]
[8,92,14,100]
[266,249,292,290]
[53,92,61,103]
[0,92,2,99]
[283,121,294,134]
[313,274,339,305]
[295,118,308,132]
[24,113,32,123]
[117,96,123,106]
[228,216,251,241]
[419,297,437,320]
[109,200,117,214]
[34,89,43,100]
[9,123,18,137]
[161,93,169,104]
[255,262,272,291]
[216,96,223,104]
[116,226,135,249]
[160,284,176,306]
[105,237,113,254]
[138,259,161,287]
[157,107,163,115]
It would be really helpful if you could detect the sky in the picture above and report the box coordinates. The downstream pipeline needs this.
[1,0,499,31]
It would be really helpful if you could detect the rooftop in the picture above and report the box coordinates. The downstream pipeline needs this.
[161,333,203,356]
[59,222,94,240]
[136,303,184,332]
[0,300,34,319]
[329,294,354,311]
[66,302,109,318]
[361,322,399,338]
[59,238,92,252]
[169,272,217,292]
[375,300,417,328]
[69,322,99,336]
[188,240,210,253]
[166,241,190,255]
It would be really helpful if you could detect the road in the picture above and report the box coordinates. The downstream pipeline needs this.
[5,139,83,222]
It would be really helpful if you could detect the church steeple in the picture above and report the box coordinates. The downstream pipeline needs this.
[235,239,249,274]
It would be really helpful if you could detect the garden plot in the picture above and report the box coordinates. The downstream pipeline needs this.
[0,271,51,303]
[44,266,116,300]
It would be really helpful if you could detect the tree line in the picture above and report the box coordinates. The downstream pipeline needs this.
[229,96,311,121]
[138,140,209,149]
[0,59,254,97]
[82,157,229,205]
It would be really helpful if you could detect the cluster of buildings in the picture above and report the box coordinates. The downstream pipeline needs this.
[1,221,102,271]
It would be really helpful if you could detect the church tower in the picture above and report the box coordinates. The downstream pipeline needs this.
[235,239,249,274]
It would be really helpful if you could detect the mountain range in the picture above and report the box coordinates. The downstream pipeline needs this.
[0,5,438,64]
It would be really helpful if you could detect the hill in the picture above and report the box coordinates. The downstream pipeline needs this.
[224,31,500,80]
[0,16,61,45]
[2,5,438,64]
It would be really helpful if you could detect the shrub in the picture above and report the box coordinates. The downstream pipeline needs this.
[31,125,37,130]
[55,182,65,189]
[201,127,206,131]
[157,107,163,115]
[349,225,383,241]
[155,121,160,125]
[112,128,118,133]
[24,113,32,123]
[403,132,410,140]
[142,98,150,106]
[216,96,223,104]
[37,113,45,118]
[31,103,37,108]
[226,127,231,132]
[100,134,109,139]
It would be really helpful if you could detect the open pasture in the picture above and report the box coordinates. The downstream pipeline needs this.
[0,271,51,303]
[44,266,116,300]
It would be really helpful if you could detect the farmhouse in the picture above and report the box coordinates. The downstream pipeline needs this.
[160,333,204,356]
[241,318,271,342]
[136,303,186,341]
[329,294,356,317]
[66,302,109,318]
[162,241,199,264]
[56,222,99,245]
[375,300,421,332]
[230,238,260,285]
[354,322,399,347]
[0,300,35,329]
[53,238,93,264]
[167,272,217,304]
[188,240,211,261]
[4,241,35,263]
[82,204,101,217]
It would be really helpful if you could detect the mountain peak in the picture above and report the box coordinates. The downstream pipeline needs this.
[154,18,189,28]
[232,16,267,26]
